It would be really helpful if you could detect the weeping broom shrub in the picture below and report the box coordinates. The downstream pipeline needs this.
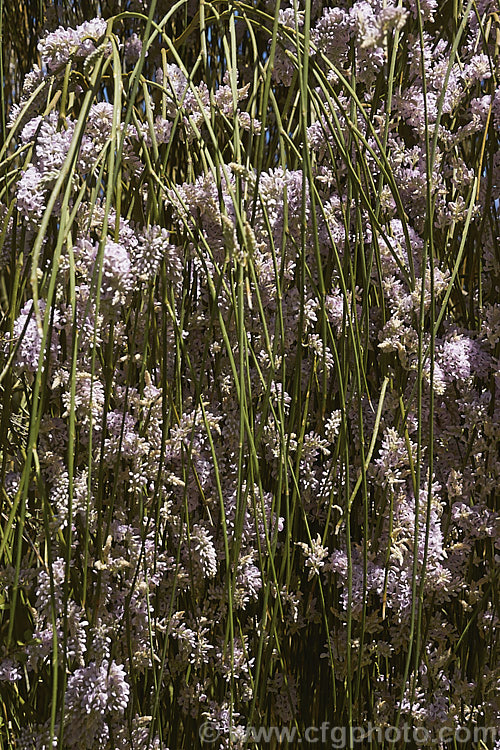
[0,1,499,748]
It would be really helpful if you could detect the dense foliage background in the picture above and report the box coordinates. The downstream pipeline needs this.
[0,1,499,748]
